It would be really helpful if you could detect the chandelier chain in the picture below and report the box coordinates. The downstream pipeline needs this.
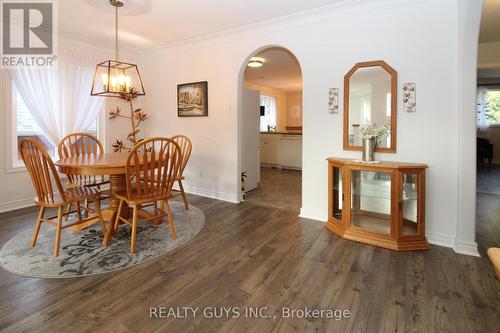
[115,3,118,61]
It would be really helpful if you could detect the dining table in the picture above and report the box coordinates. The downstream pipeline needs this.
[55,152,157,244]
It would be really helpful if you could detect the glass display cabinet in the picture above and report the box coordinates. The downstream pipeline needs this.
[326,158,428,251]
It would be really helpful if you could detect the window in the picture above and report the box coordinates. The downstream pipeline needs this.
[12,87,56,167]
[260,94,277,132]
[11,86,98,168]
[485,90,500,125]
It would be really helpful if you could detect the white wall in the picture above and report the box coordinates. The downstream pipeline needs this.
[455,0,483,256]
[138,0,481,254]
[286,91,302,128]
[478,41,500,69]
[0,37,132,212]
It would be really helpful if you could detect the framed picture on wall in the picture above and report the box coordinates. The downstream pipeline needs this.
[177,81,208,117]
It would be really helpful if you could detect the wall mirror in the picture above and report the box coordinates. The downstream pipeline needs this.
[344,60,397,152]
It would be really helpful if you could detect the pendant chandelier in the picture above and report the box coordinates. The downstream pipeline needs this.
[91,0,145,97]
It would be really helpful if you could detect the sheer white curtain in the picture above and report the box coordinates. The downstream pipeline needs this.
[260,94,277,131]
[8,49,104,146]
[59,49,104,135]
[8,66,60,145]
[477,86,489,132]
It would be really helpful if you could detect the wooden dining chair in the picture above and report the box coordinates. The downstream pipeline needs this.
[58,133,109,188]
[171,135,192,209]
[20,139,106,257]
[58,133,110,219]
[109,137,182,254]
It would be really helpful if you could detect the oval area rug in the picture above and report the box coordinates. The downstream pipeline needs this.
[0,201,205,278]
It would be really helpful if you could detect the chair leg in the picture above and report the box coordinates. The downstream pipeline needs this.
[64,203,72,222]
[153,201,160,224]
[32,206,45,247]
[164,200,176,240]
[178,179,189,210]
[95,196,106,235]
[160,200,165,224]
[104,199,123,247]
[54,207,63,257]
[113,199,125,234]
[130,205,138,254]
[84,199,89,218]
[75,201,82,222]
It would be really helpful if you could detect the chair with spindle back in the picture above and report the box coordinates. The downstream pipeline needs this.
[171,135,192,209]
[20,139,106,257]
[58,133,109,188]
[58,133,110,218]
[109,137,182,254]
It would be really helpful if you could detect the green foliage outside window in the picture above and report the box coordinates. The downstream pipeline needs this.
[486,91,500,124]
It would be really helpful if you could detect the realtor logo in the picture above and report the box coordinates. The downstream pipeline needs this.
[1,0,58,67]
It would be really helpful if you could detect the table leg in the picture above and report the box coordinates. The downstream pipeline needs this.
[109,174,129,220]
[102,174,130,244]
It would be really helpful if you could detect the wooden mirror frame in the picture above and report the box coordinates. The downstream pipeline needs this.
[343,60,398,153]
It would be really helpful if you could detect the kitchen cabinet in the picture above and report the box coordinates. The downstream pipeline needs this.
[260,134,281,165]
[280,135,302,169]
[260,133,302,169]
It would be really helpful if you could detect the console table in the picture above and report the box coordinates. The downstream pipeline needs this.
[326,158,429,251]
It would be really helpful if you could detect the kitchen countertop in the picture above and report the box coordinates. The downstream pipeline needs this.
[260,132,302,135]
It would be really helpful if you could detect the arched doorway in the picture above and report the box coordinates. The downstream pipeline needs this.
[475,0,500,257]
[238,46,303,213]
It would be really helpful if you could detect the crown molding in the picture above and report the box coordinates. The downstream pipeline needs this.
[138,0,428,57]
[1,0,427,58]
[58,32,141,59]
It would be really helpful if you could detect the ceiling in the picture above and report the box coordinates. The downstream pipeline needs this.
[60,0,352,52]
[480,0,500,43]
[244,48,302,92]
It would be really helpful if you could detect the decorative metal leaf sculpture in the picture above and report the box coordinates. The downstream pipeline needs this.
[136,111,148,122]
[112,139,125,152]
[108,87,148,151]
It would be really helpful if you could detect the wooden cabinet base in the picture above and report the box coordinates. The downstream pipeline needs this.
[325,221,429,251]
[326,157,429,251]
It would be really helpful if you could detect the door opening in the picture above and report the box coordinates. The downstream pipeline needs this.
[239,46,303,213]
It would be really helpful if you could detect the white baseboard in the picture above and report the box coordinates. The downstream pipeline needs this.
[261,163,283,169]
[297,208,480,257]
[425,231,456,248]
[0,197,35,213]
[299,208,327,222]
[0,195,481,257]
[424,233,480,256]
[454,240,480,257]
[182,184,240,204]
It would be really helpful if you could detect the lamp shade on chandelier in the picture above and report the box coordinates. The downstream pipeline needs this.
[91,0,145,97]
[91,60,145,96]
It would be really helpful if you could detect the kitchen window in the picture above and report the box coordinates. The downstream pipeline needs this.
[260,94,277,132]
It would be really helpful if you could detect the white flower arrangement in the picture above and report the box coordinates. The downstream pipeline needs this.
[358,123,390,146]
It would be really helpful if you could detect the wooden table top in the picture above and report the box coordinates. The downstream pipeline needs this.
[55,152,134,175]
[56,152,129,168]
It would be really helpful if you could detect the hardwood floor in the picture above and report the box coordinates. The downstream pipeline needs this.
[245,167,301,213]
[0,192,499,332]
[477,164,500,195]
